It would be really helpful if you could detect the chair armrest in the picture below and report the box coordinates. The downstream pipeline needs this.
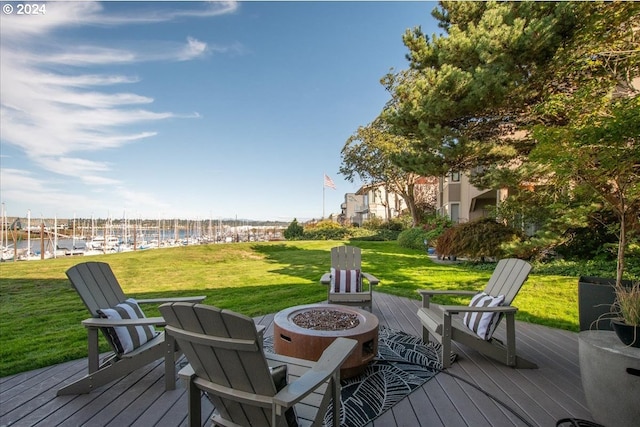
[441,305,518,315]
[273,337,357,407]
[417,289,478,297]
[321,272,380,286]
[82,316,167,328]
[361,272,379,285]
[178,363,195,380]
[137,296,206,304]
[418,289,477,308]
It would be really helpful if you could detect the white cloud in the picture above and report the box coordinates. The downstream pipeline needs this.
[178,37,209,61]
[0,1,239,37]
[43,47,138,66]
[0,168,95,214]
[32,157,123,188]
[0,1,238,217]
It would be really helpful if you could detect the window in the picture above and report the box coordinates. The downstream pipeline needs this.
[450,203,460,223]
[450,171,460,182]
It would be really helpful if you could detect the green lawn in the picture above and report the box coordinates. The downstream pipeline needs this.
[0,240,581,377]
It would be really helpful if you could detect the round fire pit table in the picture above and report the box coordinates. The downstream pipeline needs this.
[273,303,379,378]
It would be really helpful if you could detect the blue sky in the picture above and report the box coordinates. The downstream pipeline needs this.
[1,1,439,222]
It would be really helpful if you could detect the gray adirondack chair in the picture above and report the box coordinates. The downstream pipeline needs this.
[320,246,379,311]
[57,261,206,395]
[159,302,357,427]
[417,258,537,369]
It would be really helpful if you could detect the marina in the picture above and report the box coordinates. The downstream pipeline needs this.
[0,209,286,262]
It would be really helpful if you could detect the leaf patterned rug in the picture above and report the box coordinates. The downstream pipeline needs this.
[263,325,451,427]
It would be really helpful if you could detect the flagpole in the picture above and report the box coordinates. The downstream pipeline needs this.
[322,180,326,219]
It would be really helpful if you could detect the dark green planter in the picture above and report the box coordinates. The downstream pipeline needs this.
[578,276,633,331]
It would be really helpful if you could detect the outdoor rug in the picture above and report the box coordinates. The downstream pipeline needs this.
[263,325,453,427]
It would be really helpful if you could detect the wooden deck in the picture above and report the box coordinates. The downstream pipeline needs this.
[0,292,595,426]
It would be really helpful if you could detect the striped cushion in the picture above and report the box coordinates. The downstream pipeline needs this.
[463,292,505,340]
[98,298,158,354]
[330,268,362,293]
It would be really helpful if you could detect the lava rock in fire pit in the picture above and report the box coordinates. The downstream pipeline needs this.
[292,309,360,330]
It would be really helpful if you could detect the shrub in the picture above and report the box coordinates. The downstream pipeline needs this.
[302,221,350,240]
[283,218,304,240]
[351,229,401,241]
[385,217,407,231]
[436,218,523,261]
[397,227,429,250]
[362,216,385,230]
[434,226,459,258]
[362,217,407,232]
[422,214,453,247]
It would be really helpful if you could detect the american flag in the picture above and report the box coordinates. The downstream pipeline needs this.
[324,174,336,189]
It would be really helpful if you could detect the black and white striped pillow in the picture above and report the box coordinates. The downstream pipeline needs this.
[330,268,362,293]
[98,298,158,354]
[463,292,505,340]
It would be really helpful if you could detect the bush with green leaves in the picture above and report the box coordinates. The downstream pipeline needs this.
[397,227,429,250]
[436,218,523,261]
[351,228,401,241]
[303,228,350,240]
[303,220,350,240]
[385,217,408,231]
[283,218,304,240]
[422,214,453,247]
[362,216,385,230]
[362,216,408,232]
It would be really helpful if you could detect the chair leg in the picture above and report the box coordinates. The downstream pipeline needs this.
[441,313,453,369]
[331,373,341,427]
[422,326,430,345]
[165,333,176,391]
[87,327,100,373]
[186,374,202,427]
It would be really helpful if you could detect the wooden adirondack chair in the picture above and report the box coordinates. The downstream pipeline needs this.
[417,258,537,369]
[320,246,379,312]
[159,302,357,427]
[57,261,206,395]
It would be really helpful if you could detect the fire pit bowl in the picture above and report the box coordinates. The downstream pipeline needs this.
[273,303,378,378]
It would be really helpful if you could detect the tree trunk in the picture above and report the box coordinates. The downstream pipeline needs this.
[616,209,627,288]
[384,188,391,220]
[403,183,420,227]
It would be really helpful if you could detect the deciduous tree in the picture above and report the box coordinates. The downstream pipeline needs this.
[340,119,434,226]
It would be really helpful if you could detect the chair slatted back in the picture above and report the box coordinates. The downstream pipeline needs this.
[66,262,127,317]
[160,303,282,427]
[331,246,362,270]
[484,258,532,305]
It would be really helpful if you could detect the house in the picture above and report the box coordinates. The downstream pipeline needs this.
[340,177,437,226]
[339,193,365,226]
[437,170,498,223]
[340,184,404,226]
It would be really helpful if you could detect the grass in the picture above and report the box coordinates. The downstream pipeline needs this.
[1,240,582,377]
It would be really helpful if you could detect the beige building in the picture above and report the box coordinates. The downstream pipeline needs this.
[339,193,365,226]
[340,184,407,226]
[340,178,437,226]
[437,171,498,223]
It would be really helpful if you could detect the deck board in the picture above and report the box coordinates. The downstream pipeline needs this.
[0,292,595,427]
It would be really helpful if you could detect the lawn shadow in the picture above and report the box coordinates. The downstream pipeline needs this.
[250,243,329,283]
[250,242,487,299]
